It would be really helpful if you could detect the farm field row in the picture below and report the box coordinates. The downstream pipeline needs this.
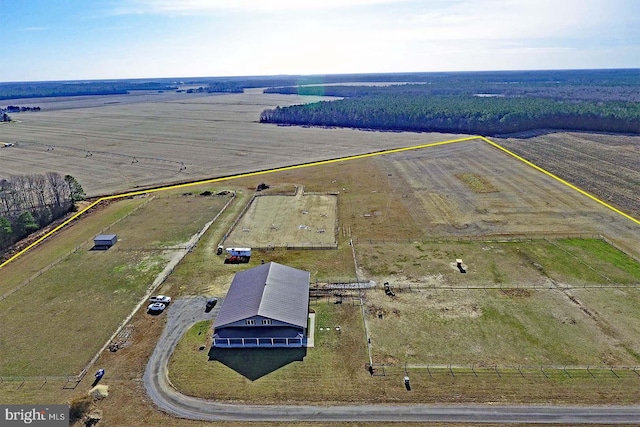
[498,132,640,221]
[376,140,640,257]
[0,89,465,196]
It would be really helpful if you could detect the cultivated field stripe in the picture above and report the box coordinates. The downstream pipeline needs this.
[13,133,637,270]
[480,136,640,226]
[99,135,480,200]
[0,135,478,270]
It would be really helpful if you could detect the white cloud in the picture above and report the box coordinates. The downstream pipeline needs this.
[383,0,613,43]
[114,0,398,14]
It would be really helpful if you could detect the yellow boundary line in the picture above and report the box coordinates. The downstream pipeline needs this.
[480,136,640,226]
[1,134,637,271]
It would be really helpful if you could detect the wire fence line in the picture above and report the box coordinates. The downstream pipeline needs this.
[0,374,86,390]
[366,363,640,380]
[0,243,85,302]
[352,233,602,245]
[309,281,640,295]
[217,192,254,249]
[244,243,338,250]
[600,235,640,265]
[373,282,640,291]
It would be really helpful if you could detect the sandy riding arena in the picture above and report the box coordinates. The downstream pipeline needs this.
[224,191,337,249]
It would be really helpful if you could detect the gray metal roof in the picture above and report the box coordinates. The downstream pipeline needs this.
[95,234,116,240]
[214,262,310,329]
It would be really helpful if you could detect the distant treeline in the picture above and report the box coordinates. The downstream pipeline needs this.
[0,173,85,252]
[3,68,638,101]
[264,81,640,103]
[1,105,41,112]
[1,106,41,122]
[207,82,244,93]
[260,94,640,135]
[259,69,640,135]
[0,81,179,100]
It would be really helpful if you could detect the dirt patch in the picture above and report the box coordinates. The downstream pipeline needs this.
[500,289,533,298]
[564,291,598,321]
[224,193,337,248]
[455,173,498,193]
[432,299,482,319]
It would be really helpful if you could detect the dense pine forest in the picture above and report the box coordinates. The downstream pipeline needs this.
[260,92,640,135]
[259,69,640,135]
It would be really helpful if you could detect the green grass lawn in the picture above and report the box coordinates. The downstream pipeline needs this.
[169,303,371,403]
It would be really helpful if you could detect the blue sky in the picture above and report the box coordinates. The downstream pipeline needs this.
[2,0,639,82]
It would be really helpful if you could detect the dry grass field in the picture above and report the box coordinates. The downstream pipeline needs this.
[0,89,466,196]
[0,191,233,376]
[0,150,638,425]
[374,139,640,256]
[365,285,640,367]
[224,192,338,248]
[1,91,639,426]
[163,141,640,409]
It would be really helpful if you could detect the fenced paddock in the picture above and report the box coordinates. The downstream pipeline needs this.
[0,371,86,390]
[224,193,338,249]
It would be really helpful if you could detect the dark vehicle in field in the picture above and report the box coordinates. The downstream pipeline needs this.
[205,298,218,312]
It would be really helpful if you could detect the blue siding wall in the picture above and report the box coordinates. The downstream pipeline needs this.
[215,326,302,339]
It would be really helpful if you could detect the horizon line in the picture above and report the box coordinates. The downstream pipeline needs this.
[2,67,639,85]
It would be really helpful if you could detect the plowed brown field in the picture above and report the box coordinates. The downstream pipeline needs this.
[497,132,640,221]
[0,89,465,196]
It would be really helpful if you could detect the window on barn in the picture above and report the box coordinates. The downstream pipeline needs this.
[262,319,272,325]
[245,319,256,325]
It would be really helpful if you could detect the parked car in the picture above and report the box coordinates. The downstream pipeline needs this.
[147,302,166,313]
[205,298,218,312]
[149,295,171,304]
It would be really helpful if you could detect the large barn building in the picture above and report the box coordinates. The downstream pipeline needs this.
[213,262,310,348]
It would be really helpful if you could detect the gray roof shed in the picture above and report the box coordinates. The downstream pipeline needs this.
[94,234,117,246]
[214,262,310,329]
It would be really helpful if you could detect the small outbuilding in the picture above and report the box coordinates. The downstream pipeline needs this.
[213,262,310,348]
[93,234,117,250]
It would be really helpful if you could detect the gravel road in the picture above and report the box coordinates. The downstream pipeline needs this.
[143,297,640,423]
